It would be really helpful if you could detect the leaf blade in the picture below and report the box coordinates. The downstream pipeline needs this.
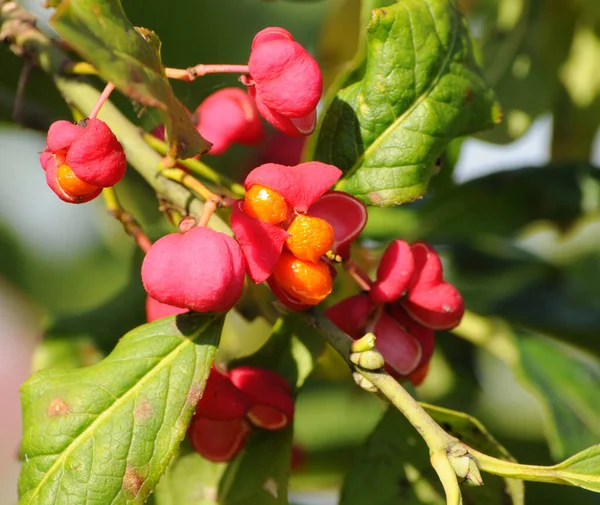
[50,0,209,158]
[315,0,500,206]
[18,313,223,505]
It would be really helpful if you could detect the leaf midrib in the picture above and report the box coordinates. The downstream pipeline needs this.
[343,1,459,181]
[25,317,215,504]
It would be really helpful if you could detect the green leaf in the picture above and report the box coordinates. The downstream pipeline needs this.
[32,335,104,372]
[18,313,223,505]
[498,252,600,354]
[50,0,209,159]
[230,313,324,391]
[551,445,600,491]
[155,452,226,505]
[340,407,522,505]
[219,426,293,505]
[515,335,600,460]
[314,0,500,206]
[156,312,320,505]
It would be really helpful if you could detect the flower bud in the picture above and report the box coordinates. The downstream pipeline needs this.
[352,372,377,393]
[350,348,385,371]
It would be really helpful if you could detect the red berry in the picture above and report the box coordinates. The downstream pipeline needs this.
[247,27,322,136]
[145,295,189,322]
[141,227,246,313]
[194,87,264,155]
[41,118,127,203]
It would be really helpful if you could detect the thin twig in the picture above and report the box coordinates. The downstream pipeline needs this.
[102,187,152,253]
[165,64,249,82]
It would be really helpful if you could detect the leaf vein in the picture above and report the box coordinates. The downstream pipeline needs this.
[24,318,214,505]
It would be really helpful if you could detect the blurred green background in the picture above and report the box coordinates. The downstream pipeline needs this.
[2,0,600,504]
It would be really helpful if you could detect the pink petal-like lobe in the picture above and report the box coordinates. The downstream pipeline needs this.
[389,304,435,369]
[195,368,252,420]
[40,151,53,172]
[229,366,294,430]
[188,416,251,463]
[66,118,127,187]
[370,240,415,303]
[231,200,289,283]
[374,312,422,376]
[401,242,464,330]
[409,242,444,288]
[325,294,374,338]
[245,162,341,212]
[46,120,81,153]
[248,86,306,136]
[402,282,464,330]
[307,191,367,258]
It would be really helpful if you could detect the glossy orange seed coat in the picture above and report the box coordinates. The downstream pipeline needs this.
[286,215,334,263]
[243,184,289,224]
[56,164,99,197]
[272,252,332,305]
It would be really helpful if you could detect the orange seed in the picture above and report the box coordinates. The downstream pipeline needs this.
[271,252,332,305]
[243,184,289,224]
[57,164,100,197]
[286,215,334,263]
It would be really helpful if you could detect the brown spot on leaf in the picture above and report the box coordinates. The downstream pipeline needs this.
[123,466,143,496]
[187,385,202,407]
[47,398,70,417]
[134,398,153,422]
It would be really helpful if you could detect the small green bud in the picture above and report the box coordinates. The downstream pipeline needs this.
[448,446,483,487]
[351,333,376,353]
[352,372,378,392]
[350,349,385,371]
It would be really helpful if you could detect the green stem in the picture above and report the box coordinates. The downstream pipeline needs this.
[165,64,249,82]
[58,78,232,236]
[102,187,152,253]
[469,447,564,484]
[304,308,457,452]
[142,132,245,197]
[160,167,222,203]
[302,308,467,504]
